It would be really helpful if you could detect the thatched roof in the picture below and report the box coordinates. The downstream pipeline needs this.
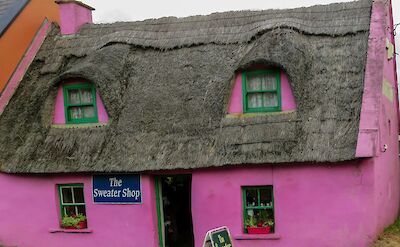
[0,0,372,173]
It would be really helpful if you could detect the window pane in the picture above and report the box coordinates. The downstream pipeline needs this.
[248,93,263,109]
[69,107,83,119]
[64,205,76,216]
[246,74,262,91]
[62,187,73,203]
[246,189,258,207]
[82,106,95,118]
[261,74,277,91]
[77,205,86,216]
[81,89,94,104]
[68,89,80,104]
[260,188,273,206]
[262,93,278,107]
[74,187,85,203]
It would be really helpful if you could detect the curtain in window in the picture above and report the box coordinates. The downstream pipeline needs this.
[68,90,80,104]
[247,73,278,109]
[82,106,95,118]
[70,107,82,119]
[81,89,93,104]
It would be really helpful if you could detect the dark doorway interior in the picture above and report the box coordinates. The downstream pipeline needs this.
[161,175,194,247]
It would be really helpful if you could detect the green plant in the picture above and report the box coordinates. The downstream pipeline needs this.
[263,219,274,227]
[62,214,86,228]
[75,214,86,222]
[246,210,274,228]
[246,216,257,227]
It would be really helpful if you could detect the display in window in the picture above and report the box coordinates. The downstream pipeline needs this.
[243,186,275,234]
[58,184,88,229]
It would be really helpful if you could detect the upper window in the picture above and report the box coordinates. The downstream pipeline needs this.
[63,83,98,124]
[242,70,281,113]
[242,186,274,234]
[58,184,87,229]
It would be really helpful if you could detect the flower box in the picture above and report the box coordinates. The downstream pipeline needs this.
[247,226,271,234]
[62,220,87,230]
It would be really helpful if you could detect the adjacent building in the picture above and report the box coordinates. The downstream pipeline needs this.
[0,0,59,93]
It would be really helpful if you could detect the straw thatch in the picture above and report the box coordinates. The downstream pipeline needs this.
[0,0,372,173]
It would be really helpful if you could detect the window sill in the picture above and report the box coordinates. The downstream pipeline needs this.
[51,122,108,129]
[225,110,295,119]
[49,228,93,234]
[222,111,298,127]
[234,233,281,240]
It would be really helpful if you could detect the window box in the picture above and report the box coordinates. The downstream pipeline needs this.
[247,226,271,234]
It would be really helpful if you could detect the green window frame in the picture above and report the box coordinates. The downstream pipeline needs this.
[242,186,275,234]
[63,83,98,124]
[242,70,281,113]
[58,184,86,224]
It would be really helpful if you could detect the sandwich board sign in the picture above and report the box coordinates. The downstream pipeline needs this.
[203,226,233,247]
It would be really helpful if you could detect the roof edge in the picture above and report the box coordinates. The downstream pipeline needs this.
[0,19,51,116]
[0,0,30,37]
[55,0,95,11]
[355,0,386,157]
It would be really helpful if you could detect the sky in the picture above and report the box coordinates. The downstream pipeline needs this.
[82,0,399,77]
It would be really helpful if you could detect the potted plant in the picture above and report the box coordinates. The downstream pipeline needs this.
[61,214,87,229]
[75,214,87,229]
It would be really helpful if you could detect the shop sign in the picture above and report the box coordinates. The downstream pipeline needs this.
[203,226,233,247]
[93,174,142,204]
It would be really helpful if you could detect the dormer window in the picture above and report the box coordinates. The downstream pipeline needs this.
[228,67,296,115]
[53,80,109,127]
[243,70,281,113]
[63,83,98,124]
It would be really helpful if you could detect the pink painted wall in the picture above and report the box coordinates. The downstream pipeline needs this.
[228,70,296,114]
[192,162,378,247]
[372,0,400,233]
[57,2,93,35]
[53,82,109,124]
[0,173,158,247]
[0,20,50,116]
[355,0,400,158]
[0,161,383,247]
[356,1,387,157]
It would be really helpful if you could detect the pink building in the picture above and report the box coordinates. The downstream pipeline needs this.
[0,0,398,247]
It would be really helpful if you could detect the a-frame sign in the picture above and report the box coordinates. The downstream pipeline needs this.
[203,226,233,247]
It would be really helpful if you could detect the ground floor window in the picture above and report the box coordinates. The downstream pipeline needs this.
[58,184,87,229]
[242,186,274,234]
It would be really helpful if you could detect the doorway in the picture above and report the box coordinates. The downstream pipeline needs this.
[155,175,195,247]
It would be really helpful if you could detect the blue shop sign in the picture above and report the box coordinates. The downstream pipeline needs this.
[93,174,142,204]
